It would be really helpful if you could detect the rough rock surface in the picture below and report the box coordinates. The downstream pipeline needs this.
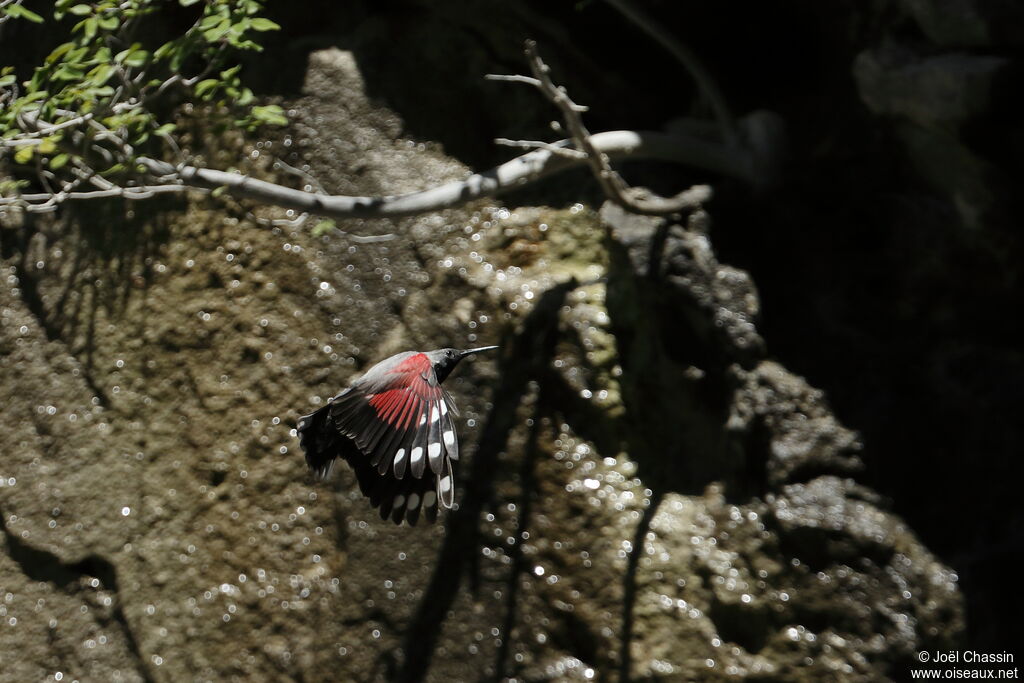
[1,31,967,683]
[853,45,1008,130]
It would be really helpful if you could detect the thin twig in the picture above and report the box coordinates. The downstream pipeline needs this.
[272,159,326,194]
[328,228,396,244]
[3,183,196,214]
[519,40,710,215]
[484,74,542,87]
[493,137,587,159]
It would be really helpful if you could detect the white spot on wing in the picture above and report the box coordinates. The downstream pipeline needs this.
[443,430,455,446]
[411,447,423,465]
[407,493,420,510]
[440,475,452,494]
[394,448,406,466]
[431,405,440,423]
[428,442,441,459]
[440,401,448,415]
[423,490,437,508]
[394,495,405,509]
[419,413,427,426]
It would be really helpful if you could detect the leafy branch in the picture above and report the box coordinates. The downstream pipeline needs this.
[0,0,284,209]
[2,7,779,231]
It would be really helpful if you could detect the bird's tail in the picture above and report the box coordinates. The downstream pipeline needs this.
[297,404,339,479]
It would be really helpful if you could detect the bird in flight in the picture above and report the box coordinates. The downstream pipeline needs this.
[297,346,498,525]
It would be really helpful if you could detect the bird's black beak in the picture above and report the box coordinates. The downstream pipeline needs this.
[460,345,498,357]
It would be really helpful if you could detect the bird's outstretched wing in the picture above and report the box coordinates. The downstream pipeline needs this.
[297,352,459,524]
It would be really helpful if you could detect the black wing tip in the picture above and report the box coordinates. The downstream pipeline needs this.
[373,487,445,527]
[297,406,343,480]
[310,459,335,480]
[299,393,451,527]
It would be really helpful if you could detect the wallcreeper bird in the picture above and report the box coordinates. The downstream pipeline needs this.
[297,346,498,525]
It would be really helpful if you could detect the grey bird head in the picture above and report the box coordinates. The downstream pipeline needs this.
[425,346,499,383]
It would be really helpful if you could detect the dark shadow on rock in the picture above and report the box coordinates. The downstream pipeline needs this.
[493,402,543,681]
[2,198,178,409]
[395,278,576,683]
[596,205,765,500]
[617,487,664,683]
[0,505,154,683]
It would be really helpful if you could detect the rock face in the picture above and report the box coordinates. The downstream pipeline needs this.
[0,44,958,683]
[0,41,966,682]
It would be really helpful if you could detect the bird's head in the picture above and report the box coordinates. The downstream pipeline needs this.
[426,346,498,383]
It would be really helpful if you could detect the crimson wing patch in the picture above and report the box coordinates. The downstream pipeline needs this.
[298,356,459,524]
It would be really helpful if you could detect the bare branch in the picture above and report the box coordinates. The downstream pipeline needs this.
[6,183,196,214]
[516,40,710,215]
[2,129,740,219]
[493,138,587,159]
[143,124,732,219]
[484,74,542,87]
[4,112,96,140]
[2,40,758,222]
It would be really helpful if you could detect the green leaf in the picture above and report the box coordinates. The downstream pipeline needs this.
[54,63,86,81]
[14,145,34,165]
[50,153,70,170]
[66,45,88,62]
[194,78,219,98]
[250,104,287,126]
[124,49,149,68]
[169,46,188,72]
[37,137,59,155]
[21,90,48,103]
[202,25,230,42]
[312,219,336,237]
[154,123,176,136]
[179,0,202,5]
[249,18,280,32]
[198,13,224,31]
[86,63,115,85]
[0,74,14,88]
[0,179,30,195]
[46,42,75,65]
[4,4,44,23]
[68,4,92,15]
[81,17,98,39]
[153,42,172,60]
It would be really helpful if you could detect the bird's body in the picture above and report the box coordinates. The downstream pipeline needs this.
[297,346,496,524]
